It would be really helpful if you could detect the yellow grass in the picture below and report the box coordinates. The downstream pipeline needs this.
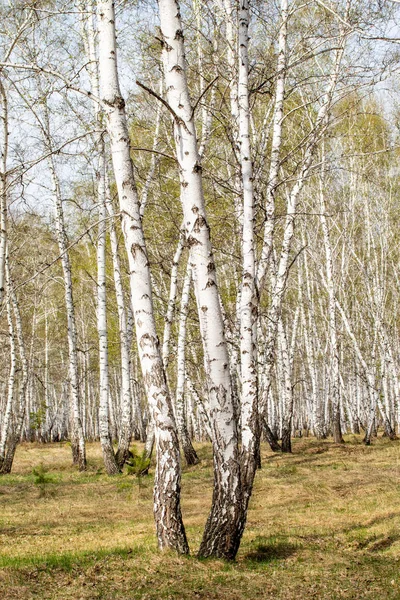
[1,436,400,599]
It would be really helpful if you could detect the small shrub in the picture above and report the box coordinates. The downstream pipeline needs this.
[32,463,56,497]
[126,448,151,492]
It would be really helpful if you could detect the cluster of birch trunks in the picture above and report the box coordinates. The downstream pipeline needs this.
[0,0,399,557]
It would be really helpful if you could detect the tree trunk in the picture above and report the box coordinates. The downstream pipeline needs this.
[0,258,29,474]
[97,0,188,554]
[158,0,241,560]
[176,264,199,466]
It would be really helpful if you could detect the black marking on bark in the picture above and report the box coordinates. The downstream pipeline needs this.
[131,243,146,259]
[187,235,201,247]
[193,215,206,232]
[139,333,157,349]
[155,31,172,52]
[207,261,215,274]
[104,96,126,110]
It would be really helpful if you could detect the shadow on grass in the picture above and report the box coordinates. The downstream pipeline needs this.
[244,538,297,564]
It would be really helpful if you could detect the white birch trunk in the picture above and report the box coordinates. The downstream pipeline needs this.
[107,190,134,465]
[97,0,188,554]
[0,80,7,308]
[158,0,241,559]
[237,0,259,534]
[277,318,294,452]
[0,257,29,473]
[260,43,344,427]
[80,0,119,473]
[162,225,185,370]
[0,278,15,468]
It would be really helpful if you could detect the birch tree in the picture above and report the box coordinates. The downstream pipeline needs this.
[158,0,241,559]
[97,0,188,554]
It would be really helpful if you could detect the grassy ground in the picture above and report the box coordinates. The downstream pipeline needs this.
[0,435,400,599]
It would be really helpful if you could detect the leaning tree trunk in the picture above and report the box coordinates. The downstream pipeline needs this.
[258,41,345,444]
[97,0,188,554]
[158,0,241,560]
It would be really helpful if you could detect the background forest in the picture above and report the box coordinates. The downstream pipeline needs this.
[1,0,400,566]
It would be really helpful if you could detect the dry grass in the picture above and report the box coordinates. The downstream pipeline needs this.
[1,435,400,599]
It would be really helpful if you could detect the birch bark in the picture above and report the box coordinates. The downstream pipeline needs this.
[80,0,119,473]
[97,0,188,554]
[97,151,120,474]
[277,318,294,452]
[107,190,134,466]
[0,257,29,473]
[0,268,15,469]
[158,0,241,559]
[237,0,259,536]
[0,80,7,308]
[260,43,345,433]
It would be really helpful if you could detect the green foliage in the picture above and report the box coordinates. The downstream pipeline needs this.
[29,406,47,432]
[126,447,151,479]
[126,447,151,494]
[32,463,56,497]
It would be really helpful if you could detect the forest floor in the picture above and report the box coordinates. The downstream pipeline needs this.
[0,435,400,599]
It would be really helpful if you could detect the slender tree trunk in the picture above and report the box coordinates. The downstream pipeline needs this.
[0,271,16,470]
[47,130,86,470]
[237,0,259,541]
[97,0,188,554]
[319,149,344,443]
[107,191,134,467]
[0,258,29,473]
[256,0,288,290]
[176,264,199,465]
[162,226,185,371]
[97,151,120,475]
[0,80,7,308]
[277,318,293,453]
[80,0,119,473]
[258,43,345,441]
[158,0,241,559]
